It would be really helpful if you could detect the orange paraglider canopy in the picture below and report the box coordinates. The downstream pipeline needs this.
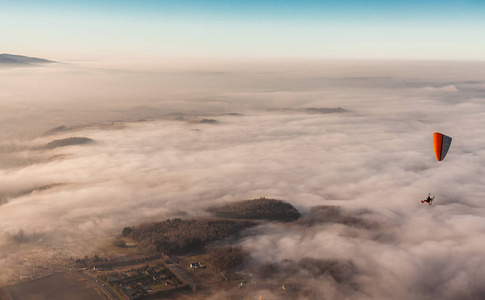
[433,132,452,161]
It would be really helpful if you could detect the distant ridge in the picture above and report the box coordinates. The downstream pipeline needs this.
[0,53,56,66]
[45,137,94,149]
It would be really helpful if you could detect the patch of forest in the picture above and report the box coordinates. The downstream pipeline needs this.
[257,258,355,284]
[297,205,376,229]
[45,125,70,135]
[303,107,347,114]
[208,198,301,222]
[45,137,94,149]
[199,118,218,124]
[270,107,348,114]
[123,218,256,256]
[207,246,248,271]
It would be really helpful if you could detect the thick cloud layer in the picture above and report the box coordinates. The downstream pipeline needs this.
[1,60,485,298]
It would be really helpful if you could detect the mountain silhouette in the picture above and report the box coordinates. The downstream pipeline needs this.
[0,54,56,66]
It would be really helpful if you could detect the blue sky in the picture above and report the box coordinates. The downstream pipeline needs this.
[1,0,484,61]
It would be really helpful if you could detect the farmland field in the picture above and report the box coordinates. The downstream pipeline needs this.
[6,272,104,300]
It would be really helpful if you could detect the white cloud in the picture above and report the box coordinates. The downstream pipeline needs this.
[0,61,485,298]
[421,85,458,93]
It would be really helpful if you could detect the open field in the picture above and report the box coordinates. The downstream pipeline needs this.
[100,237,139,255]
[56,236,114,258]
[5,272,105,300]
[173,253,251,299]
[176,254,225,287]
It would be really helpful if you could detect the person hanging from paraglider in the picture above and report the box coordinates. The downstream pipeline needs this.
[421,132,452,206]
[421,193,434,205]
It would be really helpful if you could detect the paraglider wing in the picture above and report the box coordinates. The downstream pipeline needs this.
[433,132,452,161]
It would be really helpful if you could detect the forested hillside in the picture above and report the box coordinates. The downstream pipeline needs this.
[208,198,301,222]
[123,218,256,256]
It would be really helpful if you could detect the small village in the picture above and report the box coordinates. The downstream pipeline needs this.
[2,200,325,299]
[98,264,184,299]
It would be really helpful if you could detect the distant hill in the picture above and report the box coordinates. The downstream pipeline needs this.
[45,137,94,149]
[124,218,257,255]
[0,54,56,66]
[45,126,70,135]
[298,205,376,229]
[208,198,301,222]
[199,118,218,124]
[220,113,245,117]
[303,107,347,114]
[270,107,348,114]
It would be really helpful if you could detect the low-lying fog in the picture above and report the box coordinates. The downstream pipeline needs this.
[1,60,485,299]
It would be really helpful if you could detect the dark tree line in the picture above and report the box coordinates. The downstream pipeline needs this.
[304,107,347,114]
[257,257,355,284]
[45,137,93,149]
[123,218,256,256]
[208,198,301,222]
[297,205,376,229]
[207,246,248,271]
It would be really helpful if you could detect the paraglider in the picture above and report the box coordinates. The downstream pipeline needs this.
[433,132,452,161]
[421,132,452,205]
